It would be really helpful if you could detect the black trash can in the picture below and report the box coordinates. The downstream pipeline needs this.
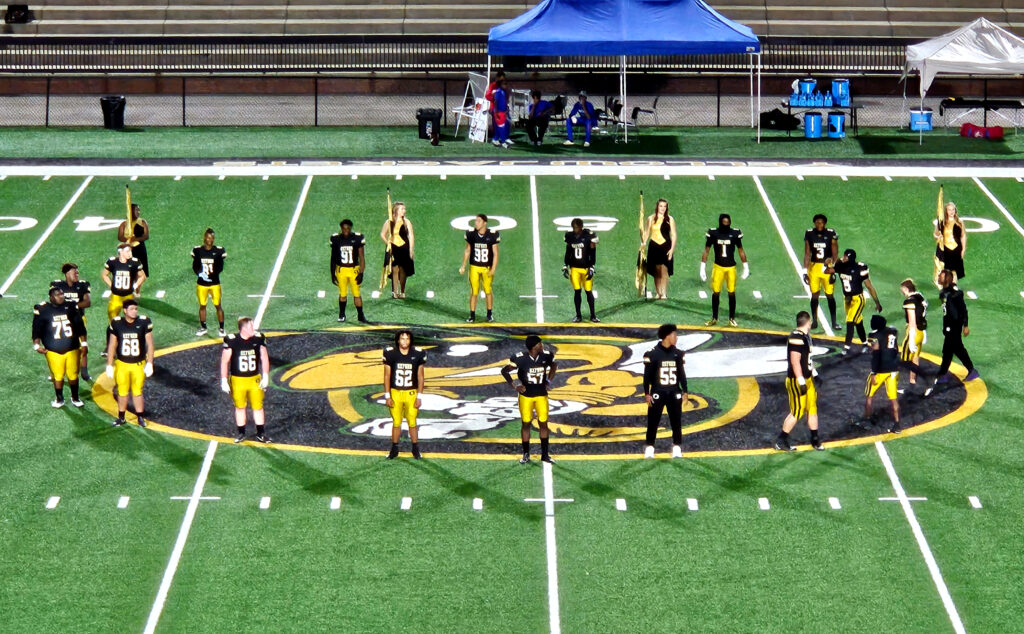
[415,108,442,140]
[100,95,126,130]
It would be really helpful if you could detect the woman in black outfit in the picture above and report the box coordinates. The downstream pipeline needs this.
[380,201,415,298]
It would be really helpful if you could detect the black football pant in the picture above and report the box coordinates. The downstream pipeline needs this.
[646,393,682,446]
[527,118,549,143]
[938,327,974,376]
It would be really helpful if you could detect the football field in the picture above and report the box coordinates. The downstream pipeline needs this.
[2,163,1023,633]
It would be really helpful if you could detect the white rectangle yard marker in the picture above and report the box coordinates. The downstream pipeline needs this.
[400,497,412,510]
[969,496,982,509]
[102,290,111,298]
[966,290,977,300]
[317,290,326,298]
[330,496,341,510]
[440,174,447,180]
[118,496,130,509]
[218,175,226,181]
[687,498,699,511]
[473,498,483,511]
[46,496,60,509]
[174,175,182,181]
[259,496,270,510]
[155,290,165,299]
[43,175,51,181]
[663,174,670,180]
[796,175,804,181]
[618,174,625,180]
[698,290,708,300]
[371,290,380,299]
[758,497,770,511]
[615,498,627,511]
[752,290,762,299]
[829,497,841,510]
[708,175,715,181]
[884,175,892,181]
[426,290,434,298]
[262,175,269,181]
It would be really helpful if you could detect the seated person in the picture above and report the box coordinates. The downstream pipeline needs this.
[527,90,553,146]
[563,91,597,147]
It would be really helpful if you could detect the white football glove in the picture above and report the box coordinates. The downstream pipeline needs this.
[143,362,153,377]
[742,262,750,280]
[909,339,919,353]
[105,365,114,379]
[260,373,269,390]
[221,378,231,394]
[699,261,707,282]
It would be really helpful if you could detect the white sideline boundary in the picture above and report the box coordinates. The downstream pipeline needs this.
[0,176,92,296]
[875,442,966,634]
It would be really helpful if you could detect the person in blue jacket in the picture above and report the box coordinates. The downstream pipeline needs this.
[526,90,553,146]
[491,78,511,148]
[563,91,596,147]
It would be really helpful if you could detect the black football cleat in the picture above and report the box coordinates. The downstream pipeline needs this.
[774,436,794,452]
[465,316,475,323]
[811,320,819,330]
[832,321,842,331]
[541,454,554,464]
[887,421,902,434]
[112,417,126,427]
[80,368,93,382]
[519,452,531,464]
[590,316,601,323]
[254,434,271,443]
[136,415,147,428]
[234,432,245,444]
[486,315,495,323]
[386,445,400,459]
[571,316,582,323]
[811,438,824,451]
[411,446,422,460]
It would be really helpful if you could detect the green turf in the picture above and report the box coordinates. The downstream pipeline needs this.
[1,170,1022,632]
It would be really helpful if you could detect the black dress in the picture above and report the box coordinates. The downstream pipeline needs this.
[388,221,415,277]
[131,222,149,276]
[935,222,965,280]
[646,215,674,276]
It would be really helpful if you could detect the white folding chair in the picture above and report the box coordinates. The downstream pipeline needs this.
[453,72,489,138]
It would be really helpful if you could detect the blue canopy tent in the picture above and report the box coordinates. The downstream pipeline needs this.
[487,0,763,141]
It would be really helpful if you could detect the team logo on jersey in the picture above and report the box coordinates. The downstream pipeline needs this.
[91,324,984,459]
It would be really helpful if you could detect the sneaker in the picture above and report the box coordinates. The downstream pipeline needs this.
[112,417,126,427]
[100,351,107,358]
[728,319,739,328]
[811,438,824,451]
[136,415,147,428]
[492,139,500,147]
[671,445,682,458]
[70,398,84,408]
[887,421,902,434]
[80,368,92,382]
[51,398,64,408]
[411,446,422,460]
[774,436,794,452]
[234,432,245,443]
[519,452,531,464]
[254,434,270,444]
[832,321,842,331]
[357,316,369,324]
[195,327,208,337]
[386,445,399,460]
[590,316,601,323]
[562,140,574,146]
[843,345,852,356]
[643,445,655,459]
[861,344,871,354]
[571,316,582,323]
[583,141,590,148]
[541,454,554,464]
[501,142,510,149]
[338,316,346,323]
[965,369,981,381]
[218,328,226,337]
[704,319,718,326]
[486,315,495,323]
[466,316,475,323]
[923,384,935,398]
[505,139,515,145]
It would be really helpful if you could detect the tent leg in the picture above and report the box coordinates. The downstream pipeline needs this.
[749,53,754,128]
[757,53,762,144]
[621,55,627,144]
[486,56,492,86]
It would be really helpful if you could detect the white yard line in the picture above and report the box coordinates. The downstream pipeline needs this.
[752,175,834,336]
[542,460,562,634]
[875,441,965,634]
[529,174,545,324]
[253,174,313,329]
[973,176,1024,240]
[143,441,218,634]
[0,176,92,296]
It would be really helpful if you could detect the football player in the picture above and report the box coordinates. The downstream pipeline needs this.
[32,287,87,408]
[459,213,500,323]
[861,315,901,433]
[101,243,146,323]
[827,249,882,354]
[899,279,928,389]
[50,262,92,381]
[501,334,556,464]
[329,219,367,323]
[562,217,600,323]
[220,316,271,443]
[382,329,427,459]
[192,227,227,337]
[802,214,839,330]
[105,299,153,427]
[642,323,688,458]
[775,311,824,451]
[700,213,749,327]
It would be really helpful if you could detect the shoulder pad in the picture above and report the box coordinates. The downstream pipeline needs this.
[50,279,61,286]
[130,257,139,263]
[253,331,262,338]
[139,314,149,321]
[384,346,394,352]
[413,346,423,352]
[735,229,743,237]
[331,233,340,238]
[514,351,523,358]
[112,316,122,322]
[226,334,236,340]
[193,245,201,250]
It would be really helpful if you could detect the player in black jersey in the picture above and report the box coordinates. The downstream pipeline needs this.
[562,218,600,323]
[50,262,93,381]
[899,279,928,389]
[642,323,688,458]
[802,214,840,330]
[501,334,556,463]
[329,219,368,323]
[699,213,749,327]
[220,316,271,443]
[192,227,227,337]
[827,249,882,354]
[101,243,146,322]
[861,315,902,433]
[460,214,500,322]
[775,311,824,451]
[105,299,154,427]
[382,329,427,459]
[33,287,88,408]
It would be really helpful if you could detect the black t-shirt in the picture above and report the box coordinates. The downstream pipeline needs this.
[804,228,838,264]
[330,232,366,269]
[833,259,869,297]
[563,229,597,268]
[33,301,85,353]
[704,226,744,268]
[509,349,555,397]
[786,329,811,379]
[192,245,227,286]
[108,315,152,363]
[643,343,687,395]
[223,332,267,377]
[870,326,900,373]
[383,346,427,390]
[940,286,968,328]
[466,229,500,267]
[902,292,928,331]
[104,257,142,297]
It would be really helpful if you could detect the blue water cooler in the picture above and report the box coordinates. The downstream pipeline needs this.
[804,112,823,139]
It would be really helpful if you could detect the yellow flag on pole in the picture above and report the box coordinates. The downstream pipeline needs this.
[379,188,394,291]
[125,185,137,246]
